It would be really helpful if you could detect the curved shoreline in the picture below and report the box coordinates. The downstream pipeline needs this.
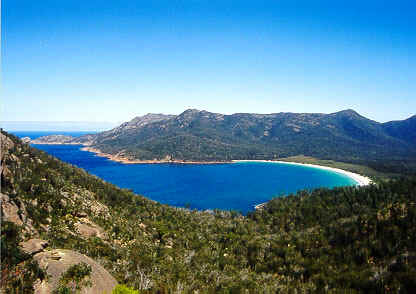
[63,145,373,187]
[280,161,372,186]
[79,146,372,186]
[35,143,372,187]
[33,143,373,212]
[233,160,373,210]
[234,160,372,187]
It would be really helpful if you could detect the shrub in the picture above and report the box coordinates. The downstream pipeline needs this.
[112,284,140,294]
[53,262,92,294]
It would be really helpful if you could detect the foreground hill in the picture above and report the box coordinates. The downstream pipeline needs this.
[2,130,416,292]
[31,109,416,168]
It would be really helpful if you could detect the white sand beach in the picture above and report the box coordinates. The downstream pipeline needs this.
[234,160,373,210]
[233,160,372,187]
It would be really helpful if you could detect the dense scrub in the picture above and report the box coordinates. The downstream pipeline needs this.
[1,130,416,293]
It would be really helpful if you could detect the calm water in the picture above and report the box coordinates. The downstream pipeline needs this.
[13,131,357,213]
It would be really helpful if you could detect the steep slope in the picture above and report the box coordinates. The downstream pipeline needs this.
[1,132,118,293]
[2,130,416,292]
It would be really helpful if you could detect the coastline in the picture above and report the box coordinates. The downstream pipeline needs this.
[235,160,373,211]
[32,142,374,185]
[32,142,373,211]
[79,146,373,186]
[32,142,373,186]
[80,146,231,165]
[30,142,83,145]
[31,142,229,164]
[234,160,372,187]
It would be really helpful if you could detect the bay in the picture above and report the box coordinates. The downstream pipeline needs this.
[13,131,357,213]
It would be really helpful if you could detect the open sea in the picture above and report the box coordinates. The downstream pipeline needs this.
[12,131,357,214]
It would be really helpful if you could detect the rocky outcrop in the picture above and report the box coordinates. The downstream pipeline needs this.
[1,132,15,151]
[19,239,48,255]
[1,193,36,235]
[33,249,117,294]
[21,137,31,143]
[1,193,22,225]
[75,218,107,239]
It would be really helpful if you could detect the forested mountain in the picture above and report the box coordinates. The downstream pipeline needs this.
[2,130,416,292]
[31,109,416,164]
[33,109,415,163]
[383,115,416,145]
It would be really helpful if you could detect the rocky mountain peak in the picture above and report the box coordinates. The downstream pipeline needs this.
[176,109,203,121]
[180,109,202,115]
[108,113,175,133]
[129,113,174,125]
[332,109,360,117]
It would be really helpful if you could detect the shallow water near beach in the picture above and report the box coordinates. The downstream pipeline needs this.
[13,131,357,214]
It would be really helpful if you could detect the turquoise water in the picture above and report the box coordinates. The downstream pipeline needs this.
[13,131,357,213]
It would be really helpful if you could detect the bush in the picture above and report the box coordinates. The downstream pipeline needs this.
[112,284,140,294]
[53,262,92,294]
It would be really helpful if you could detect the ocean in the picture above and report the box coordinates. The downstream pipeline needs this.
[12,131,357,214]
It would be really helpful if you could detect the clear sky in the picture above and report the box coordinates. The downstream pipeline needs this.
[2,0,415,123]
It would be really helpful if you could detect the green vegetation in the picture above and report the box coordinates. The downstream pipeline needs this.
[53,263,92,294]
[112,285,141,294]
[86,109,416,173]
[2,130,416,292]
[0,221,46,293]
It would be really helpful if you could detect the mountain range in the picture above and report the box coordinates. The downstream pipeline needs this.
[30,109,416,164]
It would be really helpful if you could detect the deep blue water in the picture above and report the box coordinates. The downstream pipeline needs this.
[13,131,357,213]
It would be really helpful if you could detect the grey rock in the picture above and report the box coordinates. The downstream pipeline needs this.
[34,249,117,294]
[1,193,36,235]
[19,239,48,255]
[21,137,32,143]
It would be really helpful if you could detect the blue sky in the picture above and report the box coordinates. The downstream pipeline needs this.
[2,0,415,123]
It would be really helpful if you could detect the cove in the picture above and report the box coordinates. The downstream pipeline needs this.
[27,145,356,214]
[13,131,357,213]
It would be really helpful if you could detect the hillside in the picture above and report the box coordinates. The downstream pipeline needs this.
[2,130,416,292]
[383,115,416,145]
[30,109,416,167]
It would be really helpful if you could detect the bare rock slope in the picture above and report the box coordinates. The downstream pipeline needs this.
[34,249,117,294]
